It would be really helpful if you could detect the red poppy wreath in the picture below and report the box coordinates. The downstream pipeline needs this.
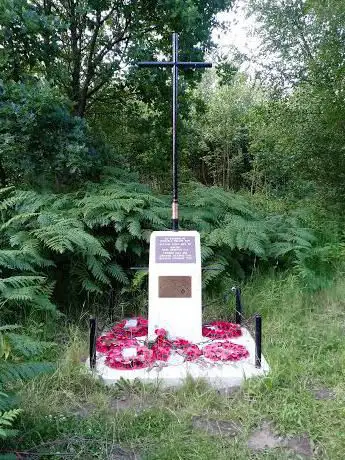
[151,329,202,362]
[112,316,148,338]
[202,321,242,339]
[96,319,249,370]
[172,338,202,361]
[202,340,249,362]
[104,338,154,370]
[96,330,117,353]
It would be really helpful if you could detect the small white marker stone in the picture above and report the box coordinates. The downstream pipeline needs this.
[122,347,138,358]
[168,353,185,365]
[124,319,138,328]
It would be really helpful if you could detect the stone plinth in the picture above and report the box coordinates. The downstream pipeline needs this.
[89,327,269,389]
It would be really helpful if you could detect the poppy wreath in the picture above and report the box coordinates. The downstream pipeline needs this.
[151,328,171,361]
[151,329,202,362]
[104,338,154,370]
[96,320,248,369]
[112,316,148,337]
[202,321,242,339]
[172,338,202,361]
[96,330,117,353]
[203,341,249,362]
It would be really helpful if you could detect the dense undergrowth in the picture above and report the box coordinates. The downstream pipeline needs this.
[0,172,338,323]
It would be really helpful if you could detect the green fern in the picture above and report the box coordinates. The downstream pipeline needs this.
[4,333,54,359]
[202,258,228,288]
[0,181,322,310]
[86,255,110,284]
[0,275,55,311]
[0,408,22,439]
[0,391,17,412]
[0,249,53,272]
[32,216,109,256]
[0,361,55,385]
[0,324,55,441]
[105,263,129,285]
[294,243,342,290]
[207,216,268,257]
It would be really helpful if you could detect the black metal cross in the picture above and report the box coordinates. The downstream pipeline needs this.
[137,33,212,231]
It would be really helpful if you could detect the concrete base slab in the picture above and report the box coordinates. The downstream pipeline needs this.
[89,327,269,388]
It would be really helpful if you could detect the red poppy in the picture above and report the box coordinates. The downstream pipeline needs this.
[203,341,249,362]
[96,331,116,353]
[154,328,167,338]
[105,340,154,370]
[202,321,242,339]
[96,318,249,370]
[172,338,202,361]
[112,316,148,338]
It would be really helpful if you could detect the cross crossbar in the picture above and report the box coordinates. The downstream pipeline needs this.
[137,33,212,231]
[138,61,212,69]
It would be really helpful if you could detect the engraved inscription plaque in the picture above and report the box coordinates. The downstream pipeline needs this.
[159,276,192,298]
[156,236,196,263]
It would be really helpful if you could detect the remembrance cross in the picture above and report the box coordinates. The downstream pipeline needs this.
[138,33,212,231]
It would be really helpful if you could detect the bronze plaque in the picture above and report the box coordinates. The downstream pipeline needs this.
[159,276,192,298]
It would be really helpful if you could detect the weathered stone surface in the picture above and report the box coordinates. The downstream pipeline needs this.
[247,421,283,450]
[248,422,313,458]
[285,434,313,458]
[191,416,241,436]
[312,387,336,401]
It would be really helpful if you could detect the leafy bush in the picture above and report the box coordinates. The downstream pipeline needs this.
[0,81,99,189]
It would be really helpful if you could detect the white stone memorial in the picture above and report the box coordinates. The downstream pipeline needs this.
[87,33,270,388]
[148,230,202,342]
[91,328,270,387]
[89,231,270,388]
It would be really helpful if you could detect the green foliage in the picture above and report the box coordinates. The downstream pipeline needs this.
[0,0,233,117]
[0,81,99,188]
[179,184,328,292]
[0,0,58,82]
[294,243,343,291]
[0,182,162,313]
[0,178,331,318]
[6,272,345,458]
[2,0,344,453]
[246,0,345,204]
[248,84,345,202]
[0,408,21,439]
[0,191,56,317]
[249,0,345,92]
[0,324,55,441]
[190,73,261,190]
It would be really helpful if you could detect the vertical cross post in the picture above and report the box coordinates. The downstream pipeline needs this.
[172,33,179,230]
[137,33,212,231]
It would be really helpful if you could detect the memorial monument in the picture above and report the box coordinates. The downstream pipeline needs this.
[88,33,269,388]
